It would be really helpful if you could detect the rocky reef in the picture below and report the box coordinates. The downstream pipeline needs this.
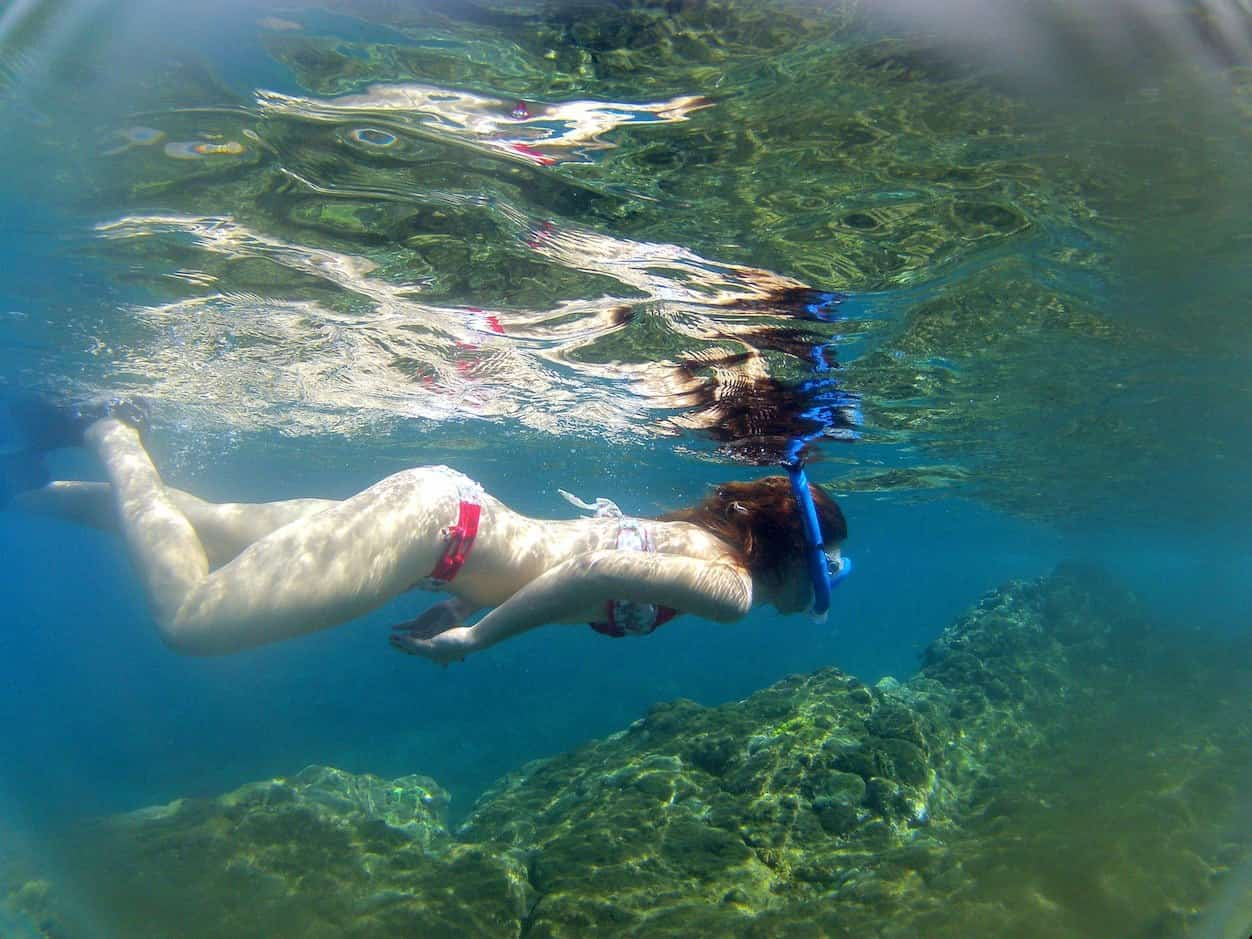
[6,565,1249,937]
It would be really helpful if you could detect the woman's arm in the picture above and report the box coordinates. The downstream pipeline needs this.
[390,551,753,664]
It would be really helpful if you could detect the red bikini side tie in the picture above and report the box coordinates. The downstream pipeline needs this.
[427,499,482,583]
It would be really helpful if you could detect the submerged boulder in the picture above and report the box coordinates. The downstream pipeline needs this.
[15,766,532,939]
[6,565,1248,938]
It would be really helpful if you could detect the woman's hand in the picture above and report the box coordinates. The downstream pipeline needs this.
[390,624,475,665]
[390,597,479,641]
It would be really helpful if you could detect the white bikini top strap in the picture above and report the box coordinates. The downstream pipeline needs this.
[557,488,653,553]
[558,488,622,518]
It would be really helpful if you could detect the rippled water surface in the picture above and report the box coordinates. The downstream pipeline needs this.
[0,1,1248,936]
[2,0,1246,524]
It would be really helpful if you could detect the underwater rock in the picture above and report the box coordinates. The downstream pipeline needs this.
[12,765,531,939]
[6,566,1248,937]
[451,566,1248,936]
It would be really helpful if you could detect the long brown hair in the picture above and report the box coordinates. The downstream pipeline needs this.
[661,476,847,582]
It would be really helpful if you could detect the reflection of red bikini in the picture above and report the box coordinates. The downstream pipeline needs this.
[414,309,505,389]
[420,477,677,636]
[454,307,505,377]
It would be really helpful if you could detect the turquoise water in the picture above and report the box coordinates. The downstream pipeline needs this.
[0,2,1248,936]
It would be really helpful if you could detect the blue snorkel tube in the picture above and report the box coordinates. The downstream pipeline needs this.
[783,455,833,621]
[782,291,858,623]
[782,448,852,624]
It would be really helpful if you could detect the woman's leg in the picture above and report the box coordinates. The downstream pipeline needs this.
[85,418,457,656]
[15,481,339,568]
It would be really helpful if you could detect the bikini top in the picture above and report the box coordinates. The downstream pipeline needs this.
[559,490,678,639]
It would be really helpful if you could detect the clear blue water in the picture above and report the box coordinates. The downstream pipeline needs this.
[0,0,1248,933]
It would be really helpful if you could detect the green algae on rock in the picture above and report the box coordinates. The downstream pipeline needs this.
[6,567,1248,937]
[16,766,531,939]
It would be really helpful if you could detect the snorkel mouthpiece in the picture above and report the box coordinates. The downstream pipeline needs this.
[829,554,853,588]
[782,457,851,623]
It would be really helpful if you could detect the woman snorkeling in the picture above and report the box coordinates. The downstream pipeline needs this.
[8,402,849,664]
